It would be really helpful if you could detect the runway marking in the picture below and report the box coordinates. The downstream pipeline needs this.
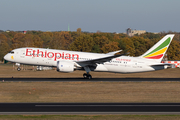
[35,105,180,107]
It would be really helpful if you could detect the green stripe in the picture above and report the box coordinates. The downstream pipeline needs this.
[144,37,171,57]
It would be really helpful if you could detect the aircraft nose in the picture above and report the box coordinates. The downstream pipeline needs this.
[4,53,12,61]
[4,54,8,60]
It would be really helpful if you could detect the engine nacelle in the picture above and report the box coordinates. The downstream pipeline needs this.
[57,61,74,72]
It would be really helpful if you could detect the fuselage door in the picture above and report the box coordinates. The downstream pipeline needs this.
[20,50,25,58]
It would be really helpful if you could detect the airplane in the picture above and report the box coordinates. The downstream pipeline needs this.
[4,34,174,79]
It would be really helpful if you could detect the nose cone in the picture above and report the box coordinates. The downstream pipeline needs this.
[4,53,13,62]
[4,54,8,61]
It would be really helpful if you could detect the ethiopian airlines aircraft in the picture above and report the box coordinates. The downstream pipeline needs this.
[4,34,174,79]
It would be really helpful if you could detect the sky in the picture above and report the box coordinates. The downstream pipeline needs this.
[0,0,180,33]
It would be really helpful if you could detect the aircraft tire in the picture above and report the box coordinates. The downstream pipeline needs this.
[17,67,21,71]
[83,73,92,79]
[87,74,92,79]
[83,73,87,78]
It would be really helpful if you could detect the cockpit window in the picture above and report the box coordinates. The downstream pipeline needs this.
[10,51,14,54]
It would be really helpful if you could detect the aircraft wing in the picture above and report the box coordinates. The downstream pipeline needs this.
[106,50,122,55]
[76,53,126,67]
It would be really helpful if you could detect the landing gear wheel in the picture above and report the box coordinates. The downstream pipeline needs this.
[17,67,21,71]
[87,74,92,79]
[83,73,87,78]
[83,73,92,79]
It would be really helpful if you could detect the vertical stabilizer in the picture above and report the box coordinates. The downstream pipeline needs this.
[140,34,174,63]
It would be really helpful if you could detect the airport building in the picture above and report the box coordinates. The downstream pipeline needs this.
[126,28,146,37]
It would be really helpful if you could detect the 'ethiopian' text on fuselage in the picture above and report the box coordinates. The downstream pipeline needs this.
[25,49,79,61]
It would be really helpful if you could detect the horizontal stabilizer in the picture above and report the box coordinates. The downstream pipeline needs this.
[148,63,175,68]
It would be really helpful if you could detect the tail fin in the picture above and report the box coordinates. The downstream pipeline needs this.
[139,34,174,63]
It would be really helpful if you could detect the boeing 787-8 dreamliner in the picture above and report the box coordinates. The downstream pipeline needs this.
[4,34,174,79]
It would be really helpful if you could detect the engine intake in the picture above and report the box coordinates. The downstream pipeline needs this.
[57,61,74,72]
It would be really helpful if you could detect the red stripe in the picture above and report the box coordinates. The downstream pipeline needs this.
[145,54,163,59]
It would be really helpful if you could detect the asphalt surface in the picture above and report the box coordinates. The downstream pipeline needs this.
[2,112,180,115]
[1,78,180,82]
[1,103,180,113]
[1,103,180,115]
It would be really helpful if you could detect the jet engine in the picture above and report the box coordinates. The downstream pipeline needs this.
[57,61,74,72]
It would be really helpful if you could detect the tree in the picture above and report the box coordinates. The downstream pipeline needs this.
[167,40,180,60]
[23,34,34,47]
[33,35,43,48]
[62,31,73,49]
[69,34,94,52]
[0,34,9,61]
[12,33,25,49]
[118,37,135,56]
[0,34,7,44]
[131,36,150,56]
[39,32,53,48]
[113,33,128,42]
[92,45,101,53]
[49,32,73,50]
[101,41,119,53]
[94,36,109,48]
[77,28,81,34]
[92,35,109,53]
[49,32,63,49]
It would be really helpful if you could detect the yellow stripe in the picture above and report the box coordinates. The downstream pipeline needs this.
[144,47,167,58]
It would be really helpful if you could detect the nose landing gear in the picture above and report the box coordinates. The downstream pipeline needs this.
[15,63,21,71]
[17,67,21,71]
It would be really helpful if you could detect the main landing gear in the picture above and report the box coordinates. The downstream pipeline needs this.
[83,73,92,79]
[83,66,92,79]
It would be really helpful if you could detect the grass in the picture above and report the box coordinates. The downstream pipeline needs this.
[1,81,180,103]
[0,115,180,120]
[1,63,180,78]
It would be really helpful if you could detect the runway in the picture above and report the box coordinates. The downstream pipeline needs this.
[1,78,180,115]
[1,103,180,115]
[1,78,180,82]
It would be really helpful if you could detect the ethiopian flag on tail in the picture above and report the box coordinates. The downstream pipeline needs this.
[140,34,174,63]
[143,37,170,59]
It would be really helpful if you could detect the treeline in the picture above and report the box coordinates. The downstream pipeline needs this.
[0,29,180,61]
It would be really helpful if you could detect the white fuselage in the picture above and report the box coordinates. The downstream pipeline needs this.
[4,47,165,73]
